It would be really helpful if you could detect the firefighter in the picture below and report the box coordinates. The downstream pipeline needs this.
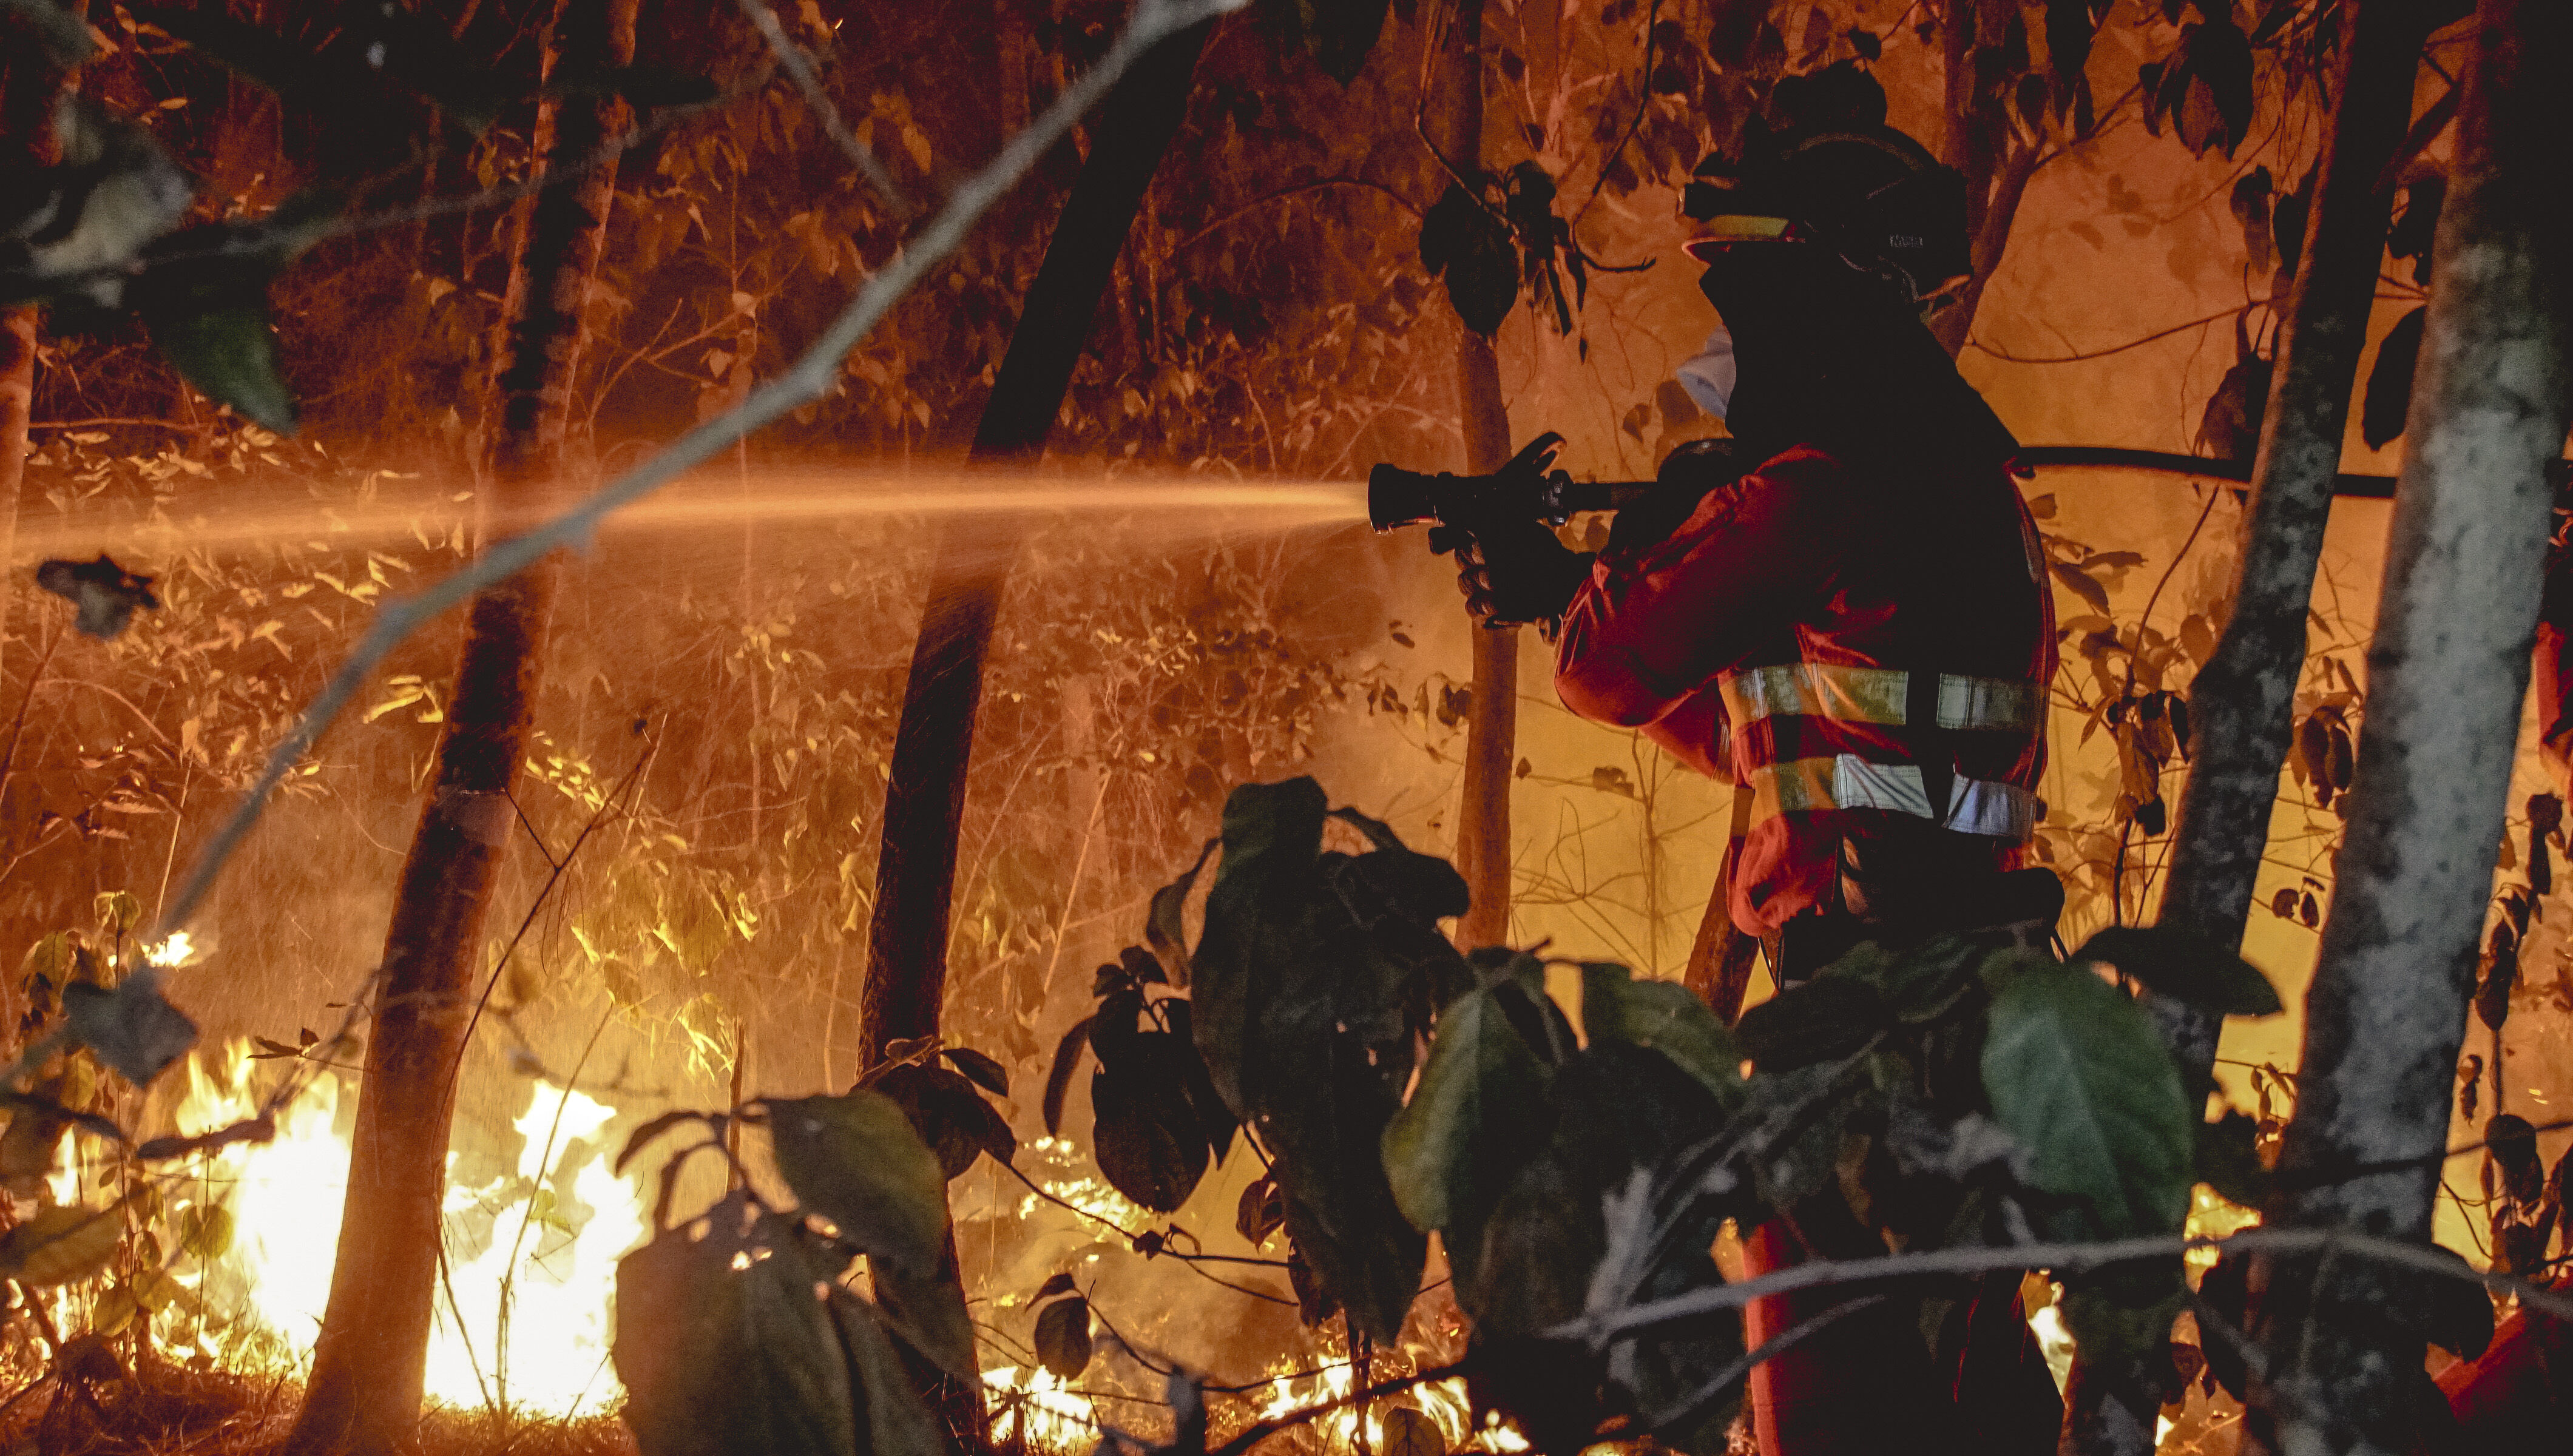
[1445,71,2064,1456]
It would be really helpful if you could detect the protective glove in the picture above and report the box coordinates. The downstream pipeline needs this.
[1432,519,1593,626]
[1427,434,1594,626]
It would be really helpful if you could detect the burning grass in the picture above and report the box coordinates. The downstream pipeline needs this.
[0,1352,636,1456]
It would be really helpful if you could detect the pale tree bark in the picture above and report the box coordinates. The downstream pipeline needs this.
[282,0,637,1448]
[2152,0,2434,1096]
[2245,4,2572,1452]
[1430,0,1518,949]
[2071,8,2435,1452]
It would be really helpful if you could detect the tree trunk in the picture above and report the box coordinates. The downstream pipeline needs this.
[858,16,1212,1070]
[856,21,1212,1455]
[0,308,32,649]
[281,0,634,1449]
[1427,0,1518,949]
[2245,5,2571,1452]
[2055,11,2435,1454]
[1682,889,1762,1024]
[0,36,66,653]
[2153,0,2433,1090]
[1453,340,1518,947]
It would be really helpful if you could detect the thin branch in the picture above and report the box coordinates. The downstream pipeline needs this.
[1966,303,2266,366]
[2373,79,2460,200]
[0,630,63,806]
[992,1157,1296,1304]
[1571,0,1659,230]
[150,0,1254,944]
[1172,177,1423,254]
[730,0,915,218]
[44,70,756,295]
[441,732,658,1108]
[1561,1225,2573,1347]
[1639,1294,1888,1433]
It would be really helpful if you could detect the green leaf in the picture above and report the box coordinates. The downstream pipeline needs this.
[763,1090,947,1280]
[1817,936,1987,1023]
[2416,1244,2494,1360]
[939,1046,1009,1097]
[1191,778,1328,1113]
[1981,963,2193,1239]
[869,1256,979,1382]
[831,1290,945,1456]
[1145,837,1216,982]
[2057,1278,2183,1382]
[1090,1060,1207,1212]
[144,297,297,433]
[177,1203,235,1261]
[1749,1064,1865,1209]
[1461,1151,1598,1338]
[1419,185,1518,337]
[2362,305,2426,450]
[1577,963,1744,1108]
[2192,1111,2270,1209]
[1382,1406,1445,1456]
[1382,985,1553,1233]
[1279,0,1393,84]
[1041,1017,1091,1136]
[1733,976,1885,1071]
[0,1199,126,1286]
[2074,926,2282,1017]
[612,1195,858,1456]
[62,967,198,1086]
[1033,1294,1093,1379]
[93,890,142,935]
[870,1063,1015,1181]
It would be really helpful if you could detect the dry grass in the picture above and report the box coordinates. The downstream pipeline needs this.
[0,1352,635,1456]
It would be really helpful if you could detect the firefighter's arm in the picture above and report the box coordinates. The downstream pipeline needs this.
[1555,451,1845,729]
[1633,682,1734,782]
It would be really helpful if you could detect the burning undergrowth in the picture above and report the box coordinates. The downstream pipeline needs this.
[0,1353,635,1456]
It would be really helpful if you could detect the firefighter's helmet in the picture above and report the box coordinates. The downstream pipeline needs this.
[1682,64,1971,310]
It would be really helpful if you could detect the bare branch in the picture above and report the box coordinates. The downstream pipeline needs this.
[150,0,1253,943]
[731,0,915,218]
[1558,1225,2573,1347]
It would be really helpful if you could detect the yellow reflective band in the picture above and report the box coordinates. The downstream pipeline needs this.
[1934,676,2041,732]
[1719,665,2039,732]
[1692,214,1794,240]
[1745,756,1841,824]
[1723,664,1910,727]
[1737,757,2041,840]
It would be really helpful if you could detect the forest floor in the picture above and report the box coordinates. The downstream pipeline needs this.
[0,1355,636,1455]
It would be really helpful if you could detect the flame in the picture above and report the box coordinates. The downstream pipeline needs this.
[1012,1137,1154,1230]
[984,1364,1101,1452]
[1254,1357,1523,1454]
[164,1039,648,1414]
[146,931,196,967]
[2185,1182,2260,1273]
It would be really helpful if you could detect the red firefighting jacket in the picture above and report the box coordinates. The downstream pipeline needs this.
[1555,443,2055,935]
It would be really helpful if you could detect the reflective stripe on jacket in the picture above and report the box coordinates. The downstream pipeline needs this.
[1555,443,2054,935]
[1718,662,2043,840]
